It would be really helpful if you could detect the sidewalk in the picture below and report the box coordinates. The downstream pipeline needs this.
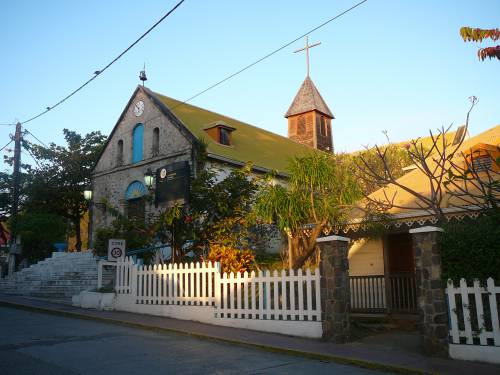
[0,294,499,375]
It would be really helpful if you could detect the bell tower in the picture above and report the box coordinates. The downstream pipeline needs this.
[285,37,334,152]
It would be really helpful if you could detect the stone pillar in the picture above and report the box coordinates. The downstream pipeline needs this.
[317,235,350,343]
[409,226,448,357]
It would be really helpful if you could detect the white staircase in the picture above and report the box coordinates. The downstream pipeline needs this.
[0,251,99,300]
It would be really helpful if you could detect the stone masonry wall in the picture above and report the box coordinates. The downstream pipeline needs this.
[91,88,194,234]
[318,236,350,343]
[411,227,448,357]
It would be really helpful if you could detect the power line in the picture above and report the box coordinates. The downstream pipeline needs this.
[24,128,49,148]
[22,147,43,170]
[18,0,186,125]
[0,139,14,153]
[171,0,369,110]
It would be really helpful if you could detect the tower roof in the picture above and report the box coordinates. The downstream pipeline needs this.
[285,76,334,119]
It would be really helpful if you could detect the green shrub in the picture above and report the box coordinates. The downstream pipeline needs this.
[18,212,66,263]
[440,209,500,283]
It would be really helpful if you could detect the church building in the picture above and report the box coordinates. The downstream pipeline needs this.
[89,74,335,245]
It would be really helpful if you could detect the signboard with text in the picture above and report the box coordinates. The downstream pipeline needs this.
[107,239,126,262]
[155,161,190,204]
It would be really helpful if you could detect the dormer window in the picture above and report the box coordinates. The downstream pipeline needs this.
[203,121,236,146]
[219,127,230,145]
[464,143,500,173]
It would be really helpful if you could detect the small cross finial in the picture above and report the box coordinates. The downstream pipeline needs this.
[294,36,321,77]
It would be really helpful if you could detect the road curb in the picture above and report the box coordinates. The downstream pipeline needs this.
[0,299,429,375]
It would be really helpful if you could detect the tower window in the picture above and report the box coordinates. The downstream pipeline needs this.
[117,140,124,166]
[297,115,306,134]
[320,116,327,136]
[132,123,144,163]
[289,118,297,136]
[152,127,160,156]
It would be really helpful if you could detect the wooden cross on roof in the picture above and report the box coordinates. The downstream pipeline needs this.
[294,35,321,77]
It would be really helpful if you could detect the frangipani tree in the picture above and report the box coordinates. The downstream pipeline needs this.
[255,153,362,269]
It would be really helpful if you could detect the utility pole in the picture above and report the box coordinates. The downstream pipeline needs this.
[8,122,22,277]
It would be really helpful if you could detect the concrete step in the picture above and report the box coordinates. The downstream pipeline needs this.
[2,251,101,300]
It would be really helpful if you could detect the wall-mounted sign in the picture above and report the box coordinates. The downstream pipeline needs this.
[108,239,126,262]
[156,161,190,204]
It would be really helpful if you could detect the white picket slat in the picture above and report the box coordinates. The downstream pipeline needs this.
[446,278,500,348]
[487,278,500,346]
[116,258,321,323]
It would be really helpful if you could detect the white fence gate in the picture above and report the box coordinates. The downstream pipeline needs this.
[446,278,500,364]
[111,257,322,338]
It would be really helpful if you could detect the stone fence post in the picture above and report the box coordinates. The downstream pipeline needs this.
[317,235,350,343]
[409,226,448,357]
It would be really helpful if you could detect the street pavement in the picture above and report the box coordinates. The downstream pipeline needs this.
[0,306,387,375]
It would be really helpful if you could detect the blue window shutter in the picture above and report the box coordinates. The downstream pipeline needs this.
[132,124,144,163]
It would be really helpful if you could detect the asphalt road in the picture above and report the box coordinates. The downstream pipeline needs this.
[0,306,390,374]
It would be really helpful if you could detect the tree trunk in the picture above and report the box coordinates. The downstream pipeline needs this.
[292,223,325,269]
[74,217,82,252]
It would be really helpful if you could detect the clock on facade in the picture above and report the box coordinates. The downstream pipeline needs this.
[134,100,145,117]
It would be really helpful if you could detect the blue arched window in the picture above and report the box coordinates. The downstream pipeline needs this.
[125,181,147,200]
[132,123,144,163]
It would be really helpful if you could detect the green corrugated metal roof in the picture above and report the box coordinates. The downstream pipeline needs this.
[153,91,316,173]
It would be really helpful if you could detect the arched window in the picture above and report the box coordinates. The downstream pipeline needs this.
[132,124,144,163]
[152,127,159,156]
[117,140,124,166]
[125,180,146,221]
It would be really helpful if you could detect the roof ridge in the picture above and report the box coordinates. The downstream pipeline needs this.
[151,90,316,150]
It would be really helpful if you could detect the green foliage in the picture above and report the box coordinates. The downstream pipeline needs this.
[255,152,362,268]
[22,129,107,251]
[17,212,66,262]
[354,141,415,195]
[95,161,263,265]
[440,209,500,283]
[94,205,150,257]
[189,162,259,251]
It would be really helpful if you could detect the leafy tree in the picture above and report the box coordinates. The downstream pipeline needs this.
[354,98,480,222]
[354,132,415,195]
[94,161,263,265]
[17,212,66,262]
[255,153,362,269]
[94,211,151,258]
[460,27,500,61]
[440,208,500,283]
[24,129,106,251]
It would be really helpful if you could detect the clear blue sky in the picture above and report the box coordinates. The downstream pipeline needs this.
[1,0,499,169]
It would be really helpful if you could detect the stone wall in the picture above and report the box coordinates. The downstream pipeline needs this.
[318,235,350,343]
[91,88,194,235]
[410,226,448,357]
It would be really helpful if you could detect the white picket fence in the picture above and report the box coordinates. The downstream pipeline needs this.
[116,258,219,306]
[217,269,321,322]
[112,257,322,338]
[446,278,500,364]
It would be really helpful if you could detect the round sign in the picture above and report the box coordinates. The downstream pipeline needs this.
[111,247,123,258]
[160,168,167,179]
